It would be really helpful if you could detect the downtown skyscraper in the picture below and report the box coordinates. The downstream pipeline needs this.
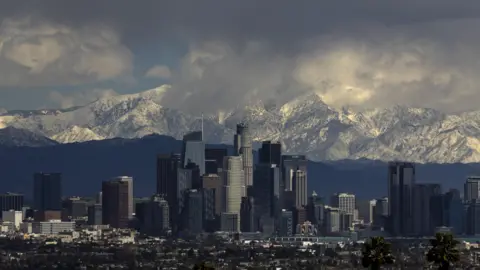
[234,123,253,188]
[221,156,245,231]
[388,162,415,236]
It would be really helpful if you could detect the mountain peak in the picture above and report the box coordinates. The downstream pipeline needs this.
[1,86,480,163]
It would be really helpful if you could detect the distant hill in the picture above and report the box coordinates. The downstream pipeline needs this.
[0,133,479,200]
[0,127,58,147]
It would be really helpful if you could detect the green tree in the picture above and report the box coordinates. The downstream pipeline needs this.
[361,236,395,269]
[426,232,460,270]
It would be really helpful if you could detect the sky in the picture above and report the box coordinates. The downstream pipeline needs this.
[1,1,480,113]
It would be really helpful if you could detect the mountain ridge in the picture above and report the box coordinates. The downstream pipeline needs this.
[1,84,480,163]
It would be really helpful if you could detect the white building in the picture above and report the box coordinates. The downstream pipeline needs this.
[2,210,23,230]
[222,156,244,230]
[32,220,75,235]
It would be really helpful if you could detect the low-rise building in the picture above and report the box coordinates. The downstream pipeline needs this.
[32,220,75,235]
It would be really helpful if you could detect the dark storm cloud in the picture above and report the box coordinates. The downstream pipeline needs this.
[2,1,480,113]
[4,0,480,47]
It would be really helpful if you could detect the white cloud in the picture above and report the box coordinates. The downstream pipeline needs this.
[145,65,171,79]
[49,88,118,109]
[0,17,133,87]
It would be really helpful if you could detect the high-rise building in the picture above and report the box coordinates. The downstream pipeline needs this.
[293,169,307,208]
[388,162,415,236]
[259,141,282,166]
[466,199,480,235]
[96,192,103,204]
[143,194,170,235]
[443,189,464,234]
[325,206,341,234]
[331,193,356,216]
[0,193,24,218]
[33,173,62,220]
[156,153,181,197]
[282,155,307,191]
[205,148,228,172]
[156,153,183,232]
[202,174,222,216]
[202,188,217,232]
[306,191,325,229]
[87,204,102,225]
[234,123,253,188]
[220,212,239,232]
[279,210,293,237]
[102,177,133,228]
[222,156,245,230]
[412,183,442,236]
[373,197,389,227]
[240,197,255,232]
[357,199,376,224]
[465,176,480,202]
[182,131,205,175]
[253,164,281,219]
[183,189,204,234]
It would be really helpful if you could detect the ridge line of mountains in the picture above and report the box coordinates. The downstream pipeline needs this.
[1,84,480,163]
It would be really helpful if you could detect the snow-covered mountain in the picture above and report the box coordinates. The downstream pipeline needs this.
[1,84,480,163]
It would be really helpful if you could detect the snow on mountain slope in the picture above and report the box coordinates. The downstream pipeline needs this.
[51,126,104,143]
[2,84,480,163]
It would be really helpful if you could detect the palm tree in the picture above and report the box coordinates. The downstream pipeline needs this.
[361,236,395,269]
[426,232,460,270]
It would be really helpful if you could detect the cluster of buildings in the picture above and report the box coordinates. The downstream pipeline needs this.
[2,125,480,241]
[153,123,312,236]
[368,162,480,237]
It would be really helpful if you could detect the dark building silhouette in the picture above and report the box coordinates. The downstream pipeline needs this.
[202,188,217,232]
[240,196,256,232]
[412,183,442,236]
[157,153,183,231]
[0,193,24,218]
[388,162,415,236]
[87,204,102,225]
[33,173,62,212]
[183,189,203,234]
[185,162,201,189]
[143,194,170,236]
[102,178,132,228]
[62,197,87,219]
[253,164,281,219]
[156,153,181,196]
[205,160,218,175]
[33,173,62,221]
[205,148,228,172]
[202,174,223,216]
[259,141,282,165]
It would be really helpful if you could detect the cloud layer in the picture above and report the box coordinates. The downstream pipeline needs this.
[0,17,132,87]
[49,88,118,109]
[163,19,480,113]
[2,1,480,113]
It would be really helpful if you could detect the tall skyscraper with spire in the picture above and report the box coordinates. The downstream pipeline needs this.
[234,123,253,188]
